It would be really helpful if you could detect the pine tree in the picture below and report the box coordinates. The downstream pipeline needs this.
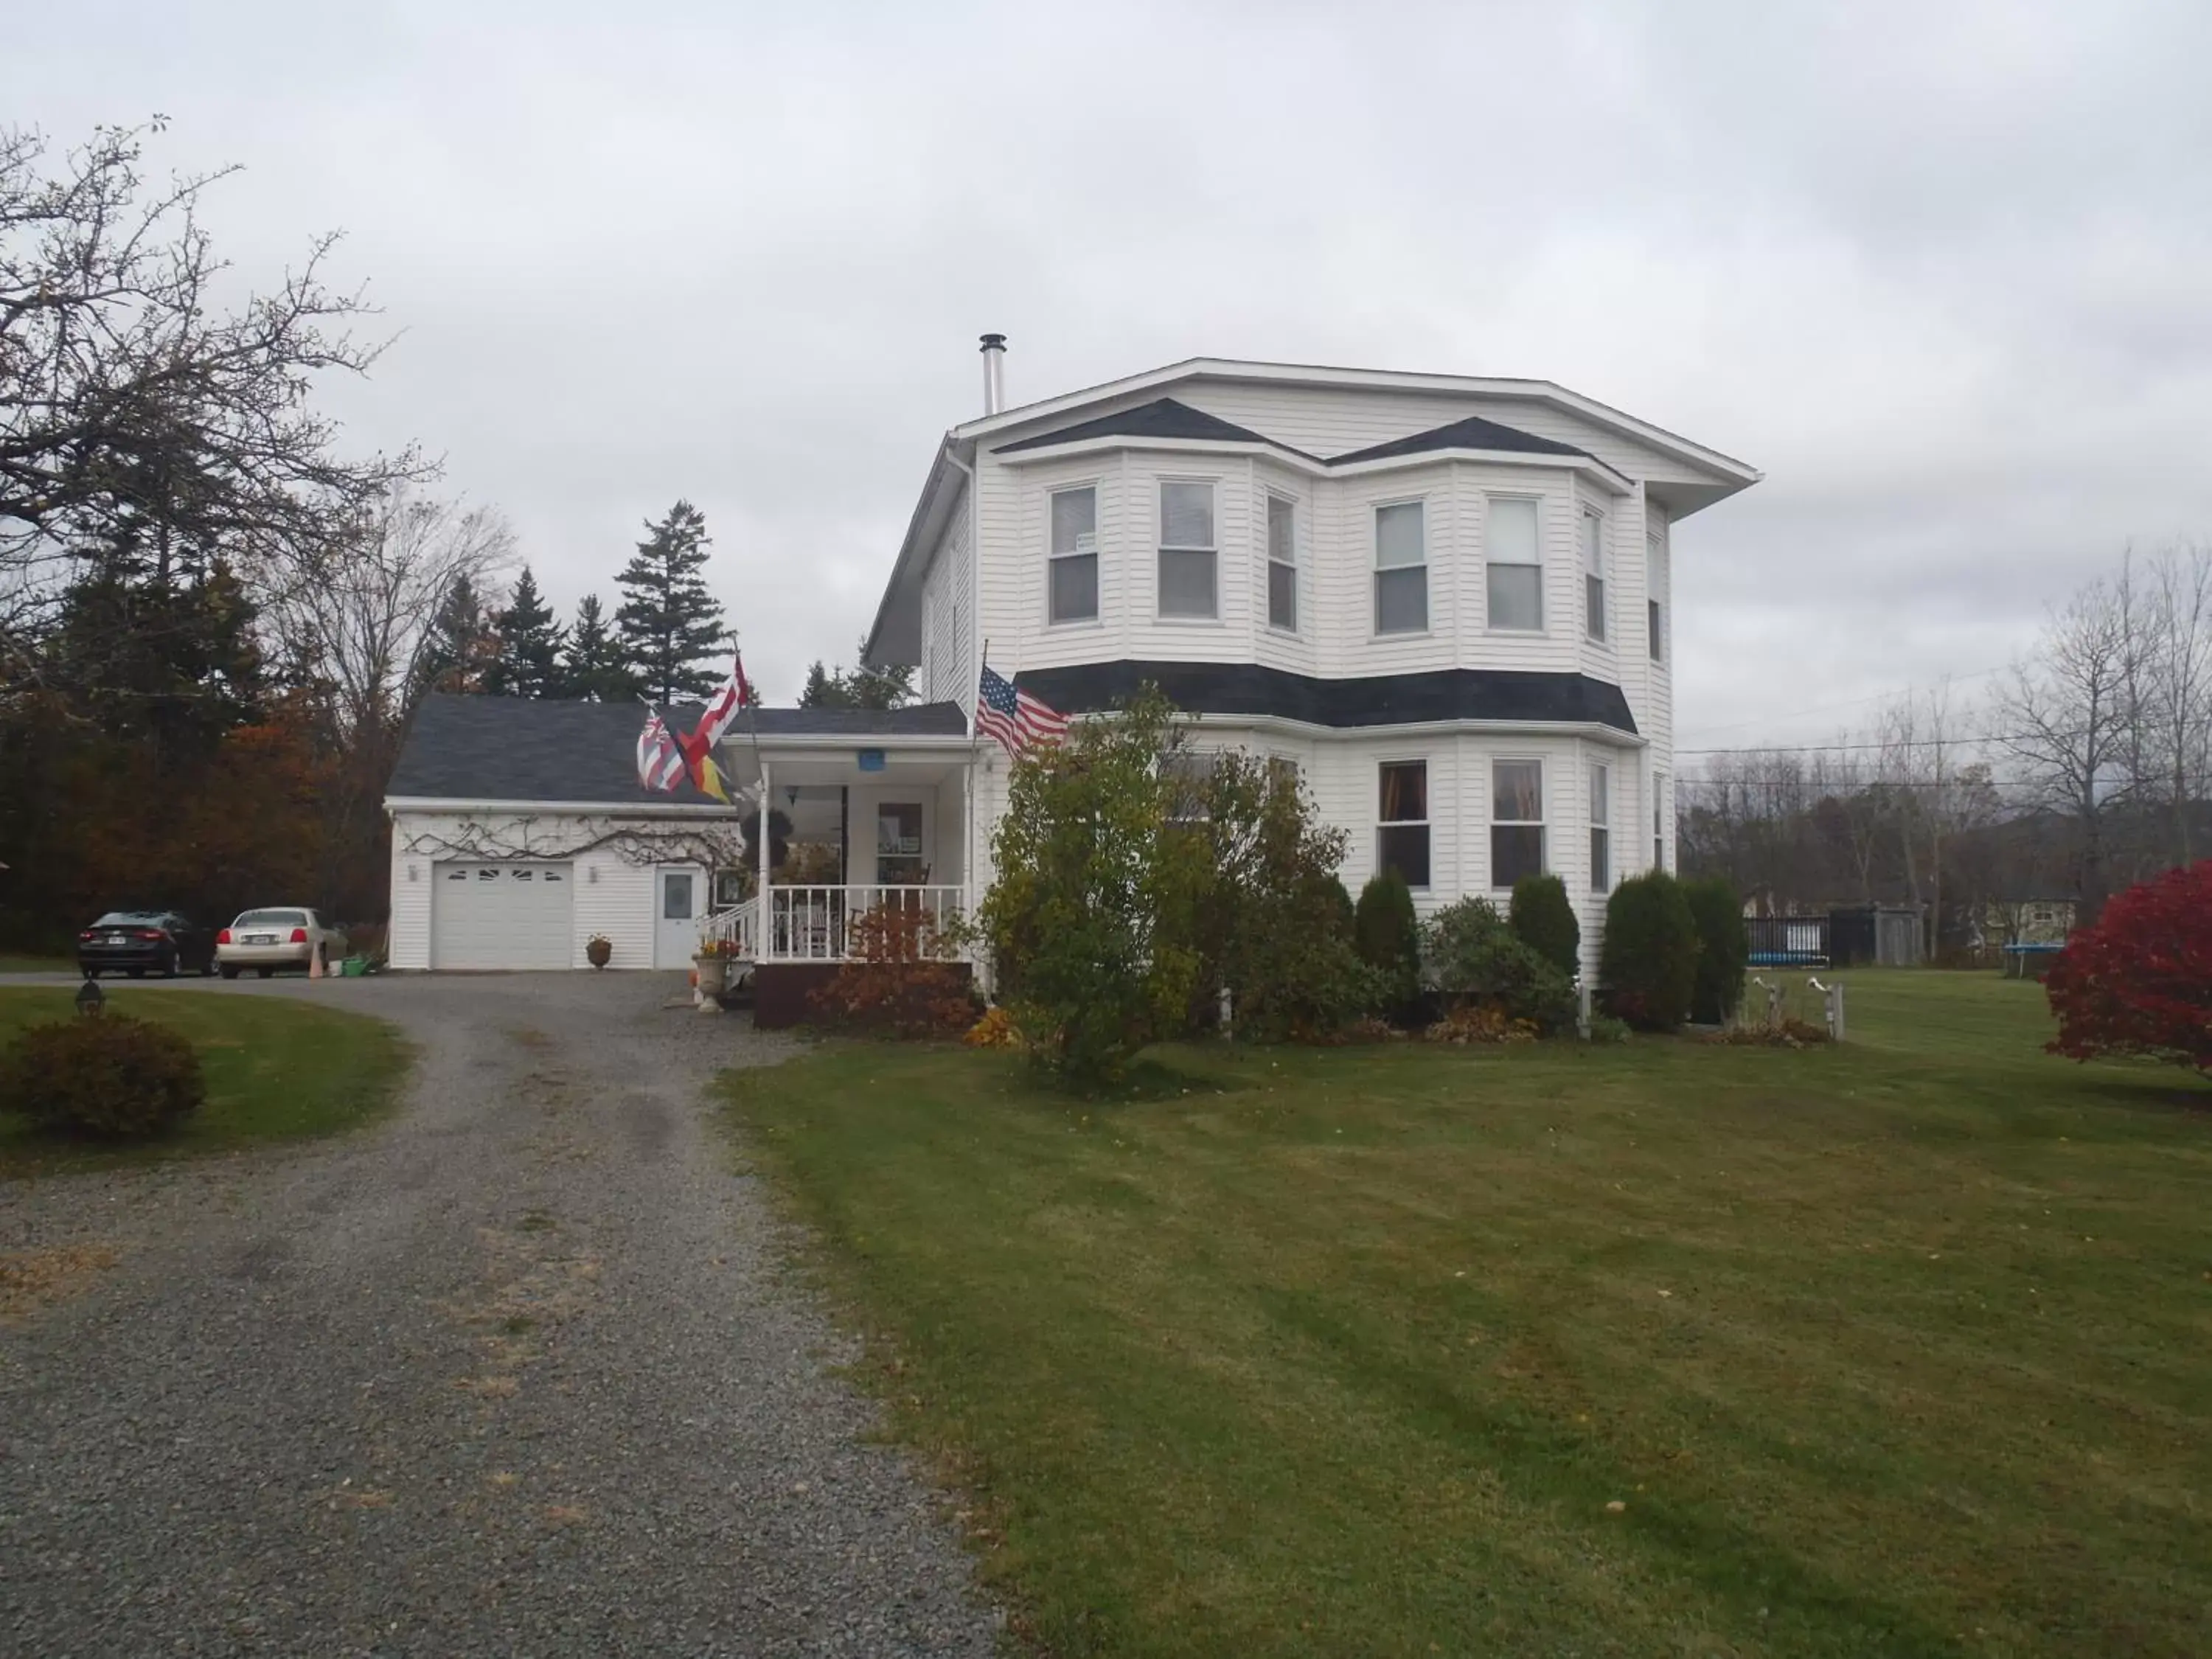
[614,501,724,702]
[484,565,566,698]
[411,574,501,704]
[798,660,846,709]
[796,637,916,711]
[559,594,638,702]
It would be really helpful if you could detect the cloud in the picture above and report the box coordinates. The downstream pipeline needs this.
[12,0,2211,738]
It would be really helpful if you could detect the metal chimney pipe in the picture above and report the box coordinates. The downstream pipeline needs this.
[979,333,1007,414]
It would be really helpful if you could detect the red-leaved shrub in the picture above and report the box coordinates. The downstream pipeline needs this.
[808,902,977,1037]
[2045,860,2212,1078]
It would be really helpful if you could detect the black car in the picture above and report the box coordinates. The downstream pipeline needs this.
[77,911,218,979]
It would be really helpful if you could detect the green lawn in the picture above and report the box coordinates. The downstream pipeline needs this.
[721,973,2212,1658]
[0,988,408,1175]
[0,953,69,975]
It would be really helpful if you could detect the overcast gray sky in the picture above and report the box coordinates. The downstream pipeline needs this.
[14,0,2211,744]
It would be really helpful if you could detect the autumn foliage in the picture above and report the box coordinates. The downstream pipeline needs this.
[808,902,976,1037]
[2044,860,2212,1079]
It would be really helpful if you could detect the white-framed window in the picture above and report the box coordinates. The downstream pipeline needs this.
[1491,759,1545,888]
[1582,509,1607,642]
[1588,762,1611,892]
[1374,500,1427,633]
[1647,532,1669,664]
[1161,751,1216,824]
[1266,493,1297,632]
[1653,770,1668,871]
[1377,760,1430,888]
[1048,485,1099,625]
[1486,496,1543,631]
[1158,479,1217,619]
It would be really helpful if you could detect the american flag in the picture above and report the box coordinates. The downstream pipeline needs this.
[975,664,1069,757]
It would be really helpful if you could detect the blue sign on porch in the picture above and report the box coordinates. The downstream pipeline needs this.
[857,748,886,772]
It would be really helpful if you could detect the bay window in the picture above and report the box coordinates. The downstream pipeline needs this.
[1158,479,1217,619]
[1582,509,1607,642]
[1486,497,1543,630]
[1267,493,1297,632]
[1377,761,1430,888]
[1588,762,1611,891]
[1491,759,1545,888]
[1374,501,1427,633]
[1048,485,1098,624]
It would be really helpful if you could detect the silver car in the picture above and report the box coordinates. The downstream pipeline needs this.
[216,908,347,978]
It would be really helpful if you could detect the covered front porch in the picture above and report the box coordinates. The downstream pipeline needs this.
[694,717,978,1012]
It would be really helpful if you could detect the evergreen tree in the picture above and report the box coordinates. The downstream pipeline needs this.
[558,594,638,702]
[796,638,916,711]
[614,501,724,702]
[484,566,565,698]
[411,574,500,703]
[798,660,846,709]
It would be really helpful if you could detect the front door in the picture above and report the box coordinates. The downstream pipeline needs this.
[653,865,702,968]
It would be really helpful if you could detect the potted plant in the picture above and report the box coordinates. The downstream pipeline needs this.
[585,933,613,970]
[692,936,731,997]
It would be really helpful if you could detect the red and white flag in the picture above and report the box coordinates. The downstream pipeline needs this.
[635,709,686,793]
[690,650,755,752]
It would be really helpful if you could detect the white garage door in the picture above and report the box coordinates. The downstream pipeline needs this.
[431,862,574,970]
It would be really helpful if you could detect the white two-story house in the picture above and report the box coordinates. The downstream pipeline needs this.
[862,341,1759,973]
[381,342,1755,1018]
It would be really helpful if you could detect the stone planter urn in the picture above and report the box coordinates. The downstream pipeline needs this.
[585,936,612,970]
[692,952,728,999]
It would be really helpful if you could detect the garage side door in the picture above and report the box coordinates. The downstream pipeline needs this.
[431,862,574,969]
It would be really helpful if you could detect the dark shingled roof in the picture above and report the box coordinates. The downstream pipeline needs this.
[1329,414,1590,465]
[1015,661,1638,737]
[994,397,1279,453]
[386,694,969,805]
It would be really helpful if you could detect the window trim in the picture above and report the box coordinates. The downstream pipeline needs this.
[1376,757,1433,890]
[1371,496,1430,638]
[1045,479,1102,629]
[1155,475,1221,622]
[1582,507,1607,644]
[1265,490,1299,635]
[1484,493,1546,635]
[1489,755,1547,890]
[1588,759,1612,894]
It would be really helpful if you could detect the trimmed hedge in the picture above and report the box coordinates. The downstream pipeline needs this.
[1354,869,1422,1020]
[1683,876,1750,1025]
[1425,897,1577,1034]
[0,1012,206,1137]
[1599,872,1700,1032]
[1509,874,1582,978]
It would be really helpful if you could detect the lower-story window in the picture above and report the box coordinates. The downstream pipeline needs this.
[1653,770,1669,871]
[1588,762,1611,892]
[1491,759,1545,888]
[1377,760,1430,888]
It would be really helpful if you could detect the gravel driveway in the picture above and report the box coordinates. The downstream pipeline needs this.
[0,973,998,1657]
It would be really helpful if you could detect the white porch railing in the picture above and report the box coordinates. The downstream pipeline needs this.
[698,886,965,964]
[700,897,758,960]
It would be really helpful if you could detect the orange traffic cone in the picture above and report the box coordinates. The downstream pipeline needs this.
[309,945,324,981]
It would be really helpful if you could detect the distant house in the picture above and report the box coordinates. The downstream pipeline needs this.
[384,344,1761,1015]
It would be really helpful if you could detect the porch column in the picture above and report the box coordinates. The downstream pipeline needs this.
[758,757,772,962]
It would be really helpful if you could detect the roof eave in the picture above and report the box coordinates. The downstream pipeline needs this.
[863,434,972,668]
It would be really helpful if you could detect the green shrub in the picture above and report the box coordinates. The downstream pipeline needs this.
[1508,874,1581,978]
[1599,872,1701,1032]
[1683,876,1750,1025]
[0,1013,206,1138]
[1354,869,1422,1016]
[1424,897,1578,1033]
[978,687,1209,1084]
[1586,1013,1632,1045]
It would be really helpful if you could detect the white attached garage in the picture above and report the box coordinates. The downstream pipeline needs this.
[431,861,575,970]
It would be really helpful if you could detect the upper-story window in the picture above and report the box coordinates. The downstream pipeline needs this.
[1486,497,1542,631]
[1647,532,1668,664]
[1374,501,1427,633]
[1158,480,1217,619]
[1048,485,1099,625]
[1582,509,1607,642]
[1266,493,1297,632]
